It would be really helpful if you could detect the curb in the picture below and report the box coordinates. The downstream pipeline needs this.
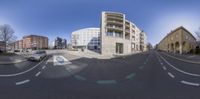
[162,52,200,64]
[113,51,147,58]
[0,59,27,65]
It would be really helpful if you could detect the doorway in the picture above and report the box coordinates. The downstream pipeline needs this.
[116,43,123,54]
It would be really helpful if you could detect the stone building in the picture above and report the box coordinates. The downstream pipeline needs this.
[158,26,197,54]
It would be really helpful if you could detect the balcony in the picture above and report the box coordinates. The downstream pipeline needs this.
[106,14,123,19]
[107,20,123,26]
[106,32,123,38]
[125,29,130,33]
[106,16,123,21]
[125,24,130,28]
[106,25,123,32]
[125,34,130,40]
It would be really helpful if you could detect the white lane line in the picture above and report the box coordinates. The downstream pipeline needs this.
[180,80,200,86]
[0,56,48,77]
[167,72,175,78]
[162,66,167,70]
[42,65,46,69]
[15,79,30,85]
[159,54,200,77]
[35,71,41,77]
[160,62,163,65]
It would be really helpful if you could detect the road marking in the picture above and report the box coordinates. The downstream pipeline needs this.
[125,73,135,79]
[53,55,71,66]
[159,54,200,77]
[0,56,48,77]
[162,52,200,64]
[162,66,167,70]
[157,56,161,62]
[15,79,30,85]
[180,80,200,86]
[35,71,41,77]
[167,72,175,78]
[96,80,117,85]
[157,56,163,65]
[74,75,86,81]
[42,65,46,69]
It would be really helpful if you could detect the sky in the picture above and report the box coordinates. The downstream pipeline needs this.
[0,0,200,46]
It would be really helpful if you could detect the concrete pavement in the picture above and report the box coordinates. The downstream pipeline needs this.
[0,54,27,65]
[1,50,200,99]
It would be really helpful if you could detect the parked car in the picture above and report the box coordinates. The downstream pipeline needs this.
[28,50,47,61]
[0,49,3,53]
[14,50,20,52]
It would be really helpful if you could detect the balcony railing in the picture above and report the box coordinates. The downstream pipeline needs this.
[106,32,123,38]
[107,14,123,18]
[107,20,123,25]
[106,16,123,21]
[125,29,130,33]
[106,26,123,31]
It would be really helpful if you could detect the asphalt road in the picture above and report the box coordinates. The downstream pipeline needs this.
[0,50,200,99]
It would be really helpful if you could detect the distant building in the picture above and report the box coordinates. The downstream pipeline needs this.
[54,37,67,49]
[10,35,48,51]
[23,35,48,50]
[13,40,23,51]
[0,41,6,52]
[71,28,100,50]
[62,39,67,49]
[158,26,197,54]
[147,43,153,51]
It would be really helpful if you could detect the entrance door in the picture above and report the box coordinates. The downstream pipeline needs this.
[116,43,123,54]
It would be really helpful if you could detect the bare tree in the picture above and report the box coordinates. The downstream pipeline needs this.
[0,24,16,52]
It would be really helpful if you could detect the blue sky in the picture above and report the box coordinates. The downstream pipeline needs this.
[0,0,200,45]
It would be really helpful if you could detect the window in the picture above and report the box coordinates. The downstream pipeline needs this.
[185,35,189,40]
[106,32,113,36]
[176,34,178,38]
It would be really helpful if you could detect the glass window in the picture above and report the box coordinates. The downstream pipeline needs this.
[107,32,113,36]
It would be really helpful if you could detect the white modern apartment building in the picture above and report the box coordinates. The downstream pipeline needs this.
[101,11,147,55]
[71,28,100,50]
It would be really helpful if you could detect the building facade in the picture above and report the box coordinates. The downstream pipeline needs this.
[71,28,100,50]
[10,35,48,51]
[12,40,23,51]
[23,35,48,50]
[54,37,67,49]
[101,11,147,55]
[0,41,5,52]
[158,26,197,54]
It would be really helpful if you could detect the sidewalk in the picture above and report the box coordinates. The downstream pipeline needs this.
[160,51,200,64]
[15,52,32,58]
[66,50,143,59]
[66,50,113,59]
[0,54,27,65]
